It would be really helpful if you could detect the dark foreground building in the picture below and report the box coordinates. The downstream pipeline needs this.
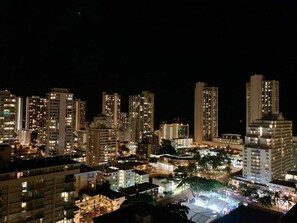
[93,202,193,223]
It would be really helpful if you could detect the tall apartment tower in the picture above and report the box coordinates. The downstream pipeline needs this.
[246,74,279,133]
[15,97,24,131]
[25,96,47,144]
[0,155,80,223]
[73,99,86,131]
[46,88,74,157]
[243,113,293,185]
[102,92,121,129]
[194,82,218,144]
[0,90,17,143]
[118,112,129,142]
[128,91,154,147]
[86,115,118,166]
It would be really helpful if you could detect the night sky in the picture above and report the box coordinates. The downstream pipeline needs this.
[1,1,297,136]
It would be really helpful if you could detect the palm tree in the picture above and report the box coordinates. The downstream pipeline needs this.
[273,191,281,212]
[165,202,190,220]
[282,195,293,211]
[258,195,273,208]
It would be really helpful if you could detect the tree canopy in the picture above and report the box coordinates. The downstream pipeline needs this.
[120,194,157,208]
[178,176,225,193]
[165,202,190,220]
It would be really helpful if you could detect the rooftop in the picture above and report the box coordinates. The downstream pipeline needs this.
[93,202,193,223]
[118,182,159,195]
[83,187,125,199]
[270,179,296,188]
[134,169,148,175]
[213,205,282,223]
[0,155,80,174]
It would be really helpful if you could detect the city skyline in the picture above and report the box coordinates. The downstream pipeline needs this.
[1,74,297,137]
[1,1,297,136]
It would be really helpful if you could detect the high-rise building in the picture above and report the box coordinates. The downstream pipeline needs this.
[194,82,218,144]
[128,91,154,147]
[0,90,17,143]
[118,112,129,142]
[15,97,23,131]
[86,115,118,166]
[25,96,47,144]
[73,99,86,131]
[0,155,80,223]
[293,136,297,171]
[243,113,293,185]
[46,88,74,156]
[102,92,121,129]
[246,74,279,133]
[159,122,189,141]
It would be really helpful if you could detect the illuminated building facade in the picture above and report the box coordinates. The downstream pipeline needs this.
[243,113,293,185]
[46,88,74,156]
[86,115,118,166]
[102,92,121,129]
[25,96,47,144]
[246,74,279,133]
[0,155,80,223]
[194,82,218,144]
[159,122,189,141]
[0,90,17,143]
[73,99,86,131]
[128,91,154,147]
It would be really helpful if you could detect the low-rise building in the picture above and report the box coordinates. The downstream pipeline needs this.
[118,182,159,200]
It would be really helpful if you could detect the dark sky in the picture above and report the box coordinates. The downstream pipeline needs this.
[1,1,297,136]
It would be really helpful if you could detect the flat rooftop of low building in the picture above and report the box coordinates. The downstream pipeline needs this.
[114,163,135,170]
[79,164,99,173]
[93,202,193,223]
[94,165,118,173]
[134,169,148,175]
[118,182,159,195]
[270,179,296,188]
[287,171,297,176]
[213,205,282,223]
[83,187,125,199]
[0,155,80,174]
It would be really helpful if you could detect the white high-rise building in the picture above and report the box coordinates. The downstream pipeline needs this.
[246,74,279,133]
[0,90,17,143]
[194,82,218,144]
[102,92,121,129]
[128,91,154,146]
[15,97,23,131]
[46,88,74,156]
[243,113,293,185]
